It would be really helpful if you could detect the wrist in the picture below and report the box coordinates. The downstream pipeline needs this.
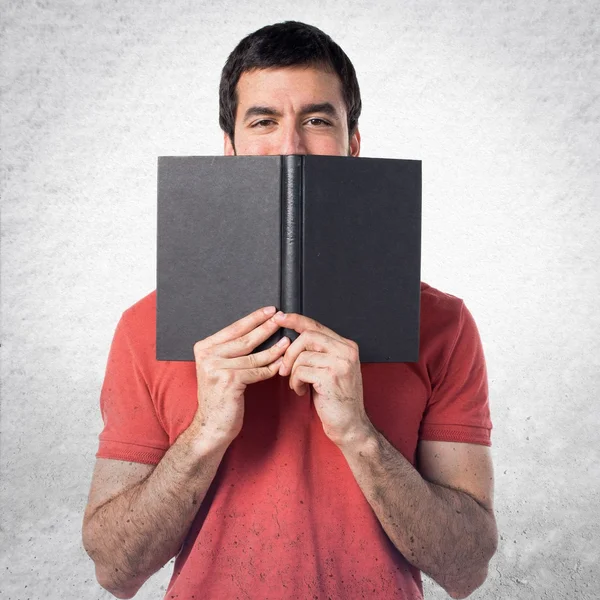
[331,416,379,453]
[180,417,234,461]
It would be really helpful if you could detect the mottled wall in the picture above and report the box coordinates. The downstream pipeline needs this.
[1,1,599,598]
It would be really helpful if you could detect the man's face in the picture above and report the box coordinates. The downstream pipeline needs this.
[224,66,361,157]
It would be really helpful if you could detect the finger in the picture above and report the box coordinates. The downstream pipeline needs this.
[198,310,283,359]
[288,351,329,394]
[216,312,288,359]
[238,355,286,386]
[289,364,325,396]
[287,350,331,371]
[202,306,278,348]
[224,335,291,370]
[279,330,347,377]
[274,312,347,342]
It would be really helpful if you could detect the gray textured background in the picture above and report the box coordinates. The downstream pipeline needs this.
[1,1,599,598]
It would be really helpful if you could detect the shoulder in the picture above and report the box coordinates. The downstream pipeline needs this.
[419,281,482,373]
[115,290,157,357]
[420,281,466,334]
[121,289,156,325]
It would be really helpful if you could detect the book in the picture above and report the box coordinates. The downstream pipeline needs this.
[156,155,421,362]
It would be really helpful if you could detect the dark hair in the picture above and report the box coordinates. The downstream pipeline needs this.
[219,21,362,143]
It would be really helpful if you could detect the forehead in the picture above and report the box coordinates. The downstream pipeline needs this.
[235,66,345,108]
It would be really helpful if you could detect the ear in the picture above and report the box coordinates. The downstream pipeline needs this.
[224,132,235,156]
[349,127,361,157]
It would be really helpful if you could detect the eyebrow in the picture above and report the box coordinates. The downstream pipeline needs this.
[242,102,340,123]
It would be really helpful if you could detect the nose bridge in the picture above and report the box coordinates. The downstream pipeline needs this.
[280,119,305,154]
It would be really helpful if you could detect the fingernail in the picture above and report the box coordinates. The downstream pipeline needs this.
[277,336,289,347]
[263,306,276,315]
[274,312,286,320]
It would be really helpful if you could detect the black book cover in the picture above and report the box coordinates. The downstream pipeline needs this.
[157,155,421,362]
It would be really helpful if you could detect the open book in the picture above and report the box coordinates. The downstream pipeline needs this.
[157,155,421,362]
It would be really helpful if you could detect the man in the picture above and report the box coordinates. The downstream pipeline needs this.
[82,21,497,600]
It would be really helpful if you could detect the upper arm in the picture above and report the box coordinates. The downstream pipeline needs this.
[83,458,156,527]
[97,312,169,465]
[417,440,495,512]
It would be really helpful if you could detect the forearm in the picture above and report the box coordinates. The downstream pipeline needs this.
[339,426,497,598]
[83,423,229,598]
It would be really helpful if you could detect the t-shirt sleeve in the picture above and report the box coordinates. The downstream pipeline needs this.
[96,313,169,465]
[420,302,492,446]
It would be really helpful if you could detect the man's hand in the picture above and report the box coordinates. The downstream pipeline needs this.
[83,306,291,598]
[274,312,497,598]
[274,312,369,446]
[190,306,291,447]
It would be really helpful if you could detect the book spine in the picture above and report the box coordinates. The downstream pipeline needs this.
[280,155,303,343]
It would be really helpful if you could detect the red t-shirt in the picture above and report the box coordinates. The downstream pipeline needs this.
[97,282,492,599]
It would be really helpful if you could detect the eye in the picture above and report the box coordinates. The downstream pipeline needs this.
[306,118,332,127]
[251,119,276,128]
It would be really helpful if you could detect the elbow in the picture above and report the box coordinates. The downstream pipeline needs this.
[445,522,498,598]
[82,530,144,599]
[449,552,497,598]
[446,566,489,599]
[95,565,144,599]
